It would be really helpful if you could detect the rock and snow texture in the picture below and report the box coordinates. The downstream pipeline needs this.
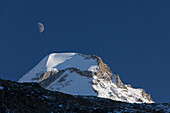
[46,70,96,96]
[18,53,154,103]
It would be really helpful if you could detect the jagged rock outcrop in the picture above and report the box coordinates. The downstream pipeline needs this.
[18,53,154,103]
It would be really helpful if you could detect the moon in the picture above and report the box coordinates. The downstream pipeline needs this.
[37,22,44,33]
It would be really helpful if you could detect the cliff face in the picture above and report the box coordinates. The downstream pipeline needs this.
[18,53,154,103]
[92,57,154,103]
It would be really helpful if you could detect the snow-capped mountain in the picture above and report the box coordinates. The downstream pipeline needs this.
[18,53,154,103]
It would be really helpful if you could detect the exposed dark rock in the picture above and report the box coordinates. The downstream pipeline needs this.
[39,70,65,88]
[0,78,169,112]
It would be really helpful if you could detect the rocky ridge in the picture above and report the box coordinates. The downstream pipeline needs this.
[1,78,170,113]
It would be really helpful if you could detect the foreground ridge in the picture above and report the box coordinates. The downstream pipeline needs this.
[19,53,154,103]
[0,79,170,112]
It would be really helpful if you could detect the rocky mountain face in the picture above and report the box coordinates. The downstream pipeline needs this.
[18,53,154,103]
[1,79,170,113]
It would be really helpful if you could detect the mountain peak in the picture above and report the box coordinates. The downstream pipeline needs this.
[18,52,154,103]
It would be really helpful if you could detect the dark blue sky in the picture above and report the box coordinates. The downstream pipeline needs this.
[0,0,170,103]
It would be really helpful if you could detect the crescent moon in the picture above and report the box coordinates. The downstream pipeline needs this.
[37,22,45,33]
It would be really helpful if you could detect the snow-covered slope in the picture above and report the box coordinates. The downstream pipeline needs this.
[18,53,154,103]
[19,53,98,83]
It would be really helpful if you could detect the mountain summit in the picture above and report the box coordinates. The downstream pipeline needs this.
[18,53,154,103]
